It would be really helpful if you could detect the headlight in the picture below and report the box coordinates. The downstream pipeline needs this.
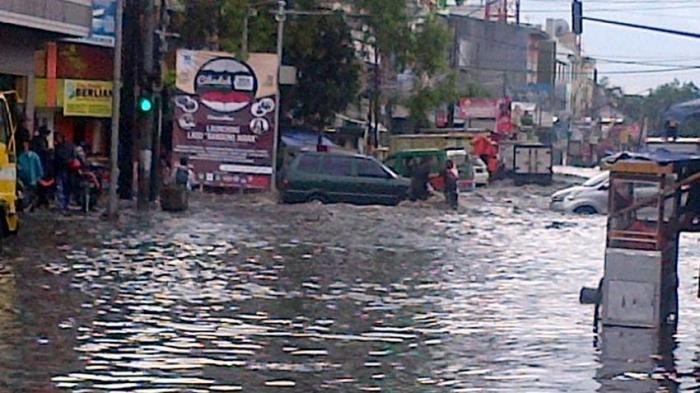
[565,191,581,201]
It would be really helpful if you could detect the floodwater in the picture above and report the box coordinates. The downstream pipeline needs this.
[1,186,699,392]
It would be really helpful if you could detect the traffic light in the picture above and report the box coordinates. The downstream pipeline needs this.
[138,95,154,113]
[572,0,583,35]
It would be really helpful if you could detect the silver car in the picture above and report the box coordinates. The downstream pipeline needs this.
[550,172,609,214]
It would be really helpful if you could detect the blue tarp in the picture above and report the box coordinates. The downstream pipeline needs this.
[665,98,700,124]
[281,128,336,148]
[604,148,700,165]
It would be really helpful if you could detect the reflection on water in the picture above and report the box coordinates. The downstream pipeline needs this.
[596,326,678,393]
[1,191,699,391]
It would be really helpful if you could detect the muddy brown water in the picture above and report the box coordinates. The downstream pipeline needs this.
[0,187,698,392]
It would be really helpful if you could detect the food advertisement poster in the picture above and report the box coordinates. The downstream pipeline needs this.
[173,50,278,189]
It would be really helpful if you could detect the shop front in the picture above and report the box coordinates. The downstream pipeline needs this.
[0,1,92,132]
[34,77,113,156]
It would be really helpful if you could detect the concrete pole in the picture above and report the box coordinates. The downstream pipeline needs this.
[242,9,249,56]
[271,0,286,193]
[137,0,156,211]
[108,0,124,220]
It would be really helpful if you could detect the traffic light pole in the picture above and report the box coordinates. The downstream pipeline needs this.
[108,0,124,220]
[271,0,286,193]
[137,0,156,211]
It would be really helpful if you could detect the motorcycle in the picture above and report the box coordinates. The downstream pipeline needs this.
[73,159,103,212]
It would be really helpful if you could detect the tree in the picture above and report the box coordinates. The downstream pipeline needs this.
[173,0,275,55]
[282,11,360,129]
[171,0,360,129]
[354,1,455,131]
[404,15,455,128]
[643,80,700,129]
[612,80,700,130]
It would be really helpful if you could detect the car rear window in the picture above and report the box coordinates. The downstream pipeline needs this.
[297,155,321,173]
[324,156,353,176]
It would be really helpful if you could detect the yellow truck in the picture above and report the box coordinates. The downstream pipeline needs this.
[0,91,18,237]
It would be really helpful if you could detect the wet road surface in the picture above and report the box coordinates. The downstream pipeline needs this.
[1,186,699,392]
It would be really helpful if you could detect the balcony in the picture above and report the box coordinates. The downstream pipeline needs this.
[0,0,92,37]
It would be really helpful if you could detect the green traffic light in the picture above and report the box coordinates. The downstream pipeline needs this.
[138,96,153,112]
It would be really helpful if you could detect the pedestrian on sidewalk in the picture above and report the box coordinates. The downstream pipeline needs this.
[54,132,76,212]
[17,139,43,211]
[32,126,51,173]
[444,160,459,210]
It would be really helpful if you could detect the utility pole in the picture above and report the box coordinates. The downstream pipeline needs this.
[108,0,124,220]
[138,0,156,211]
[271,0,286,193]
[373,46,380,149]
[150,1,170,202]
[242,9,249,56]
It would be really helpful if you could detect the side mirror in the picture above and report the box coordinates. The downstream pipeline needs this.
[599,184,609,191]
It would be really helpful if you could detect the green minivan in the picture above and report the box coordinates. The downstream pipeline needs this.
[384,148,475,191]
[280,152,411,205]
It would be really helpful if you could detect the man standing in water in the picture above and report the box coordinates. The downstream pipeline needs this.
[411,157,432,201]
[444,160,459,210]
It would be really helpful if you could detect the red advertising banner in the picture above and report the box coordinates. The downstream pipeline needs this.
[458,98,498,119]
[173,50,279,189]
[458,97,513,135]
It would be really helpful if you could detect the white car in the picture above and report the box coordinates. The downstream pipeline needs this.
[550,172,609,214]
[472,157,490,187]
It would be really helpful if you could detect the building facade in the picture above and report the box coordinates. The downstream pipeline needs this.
[0,0,92,131]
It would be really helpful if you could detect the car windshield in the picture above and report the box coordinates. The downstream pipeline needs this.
[382,163,399,178]
[582,172,609,187]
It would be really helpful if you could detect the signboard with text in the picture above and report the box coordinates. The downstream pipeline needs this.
[63,79,113,117]
[66,0,117,47]
[173,50,278,189]
[458,97,513,135]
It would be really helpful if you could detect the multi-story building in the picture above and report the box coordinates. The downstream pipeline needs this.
[0,0,92,131]
[33,0,118,156]
[448,14,555,100]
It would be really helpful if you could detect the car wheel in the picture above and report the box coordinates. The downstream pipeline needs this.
[307,194,327,204]
[574,205,598,215]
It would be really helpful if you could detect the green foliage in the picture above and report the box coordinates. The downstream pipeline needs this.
[644,80,700,129]
[406,75,458,128]
[173,0,275,56]
[412,15,451,78]
[615,80,700,129]
[172,0,359,129]
[356,0,414,68]
[282,12,360,128]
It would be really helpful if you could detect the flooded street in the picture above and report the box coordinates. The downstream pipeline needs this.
[1,186,699,392]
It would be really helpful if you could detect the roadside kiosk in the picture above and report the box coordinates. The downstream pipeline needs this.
[582,151,700,329]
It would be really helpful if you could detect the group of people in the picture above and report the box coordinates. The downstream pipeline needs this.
[16,126,94,213]
[407,157,459,210]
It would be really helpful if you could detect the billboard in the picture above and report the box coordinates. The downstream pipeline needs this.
[63,79,113,118]
[173,50,278,189]
[458,97,513,134]
[458,98,498,119]
[67,0,117,47]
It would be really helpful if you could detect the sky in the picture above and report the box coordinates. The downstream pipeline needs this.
[519,0,700,95]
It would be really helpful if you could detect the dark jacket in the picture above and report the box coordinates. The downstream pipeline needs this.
[54,142,76,173]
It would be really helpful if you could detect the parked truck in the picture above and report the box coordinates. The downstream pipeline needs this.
[0,91,18,237]
[511,144,553,186]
